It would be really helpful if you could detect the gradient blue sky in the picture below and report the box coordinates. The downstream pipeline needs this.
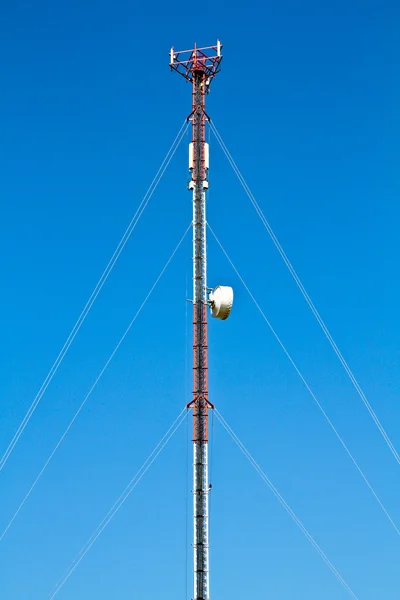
[1,1,399,598]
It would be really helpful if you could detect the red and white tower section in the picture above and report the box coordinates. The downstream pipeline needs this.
[170,41,233,600]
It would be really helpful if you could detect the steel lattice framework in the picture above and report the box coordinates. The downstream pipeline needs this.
[170,41,222,600]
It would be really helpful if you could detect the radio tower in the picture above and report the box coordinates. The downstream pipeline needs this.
[170,41,233,600]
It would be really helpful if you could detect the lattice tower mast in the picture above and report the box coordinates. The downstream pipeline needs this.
[170,41,223,600]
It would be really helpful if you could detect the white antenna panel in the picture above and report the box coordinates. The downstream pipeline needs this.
[189,142,194,170]
[204,143,209,169]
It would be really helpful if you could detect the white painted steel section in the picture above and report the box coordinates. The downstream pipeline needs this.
[192,185,207,303]
[193,442,209,599]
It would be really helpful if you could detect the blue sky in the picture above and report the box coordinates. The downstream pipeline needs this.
[1,0,400,598]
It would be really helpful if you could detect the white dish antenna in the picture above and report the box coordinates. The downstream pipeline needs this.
[209,286,233,320]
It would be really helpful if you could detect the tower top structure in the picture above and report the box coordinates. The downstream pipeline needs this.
[169,41,223,84]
